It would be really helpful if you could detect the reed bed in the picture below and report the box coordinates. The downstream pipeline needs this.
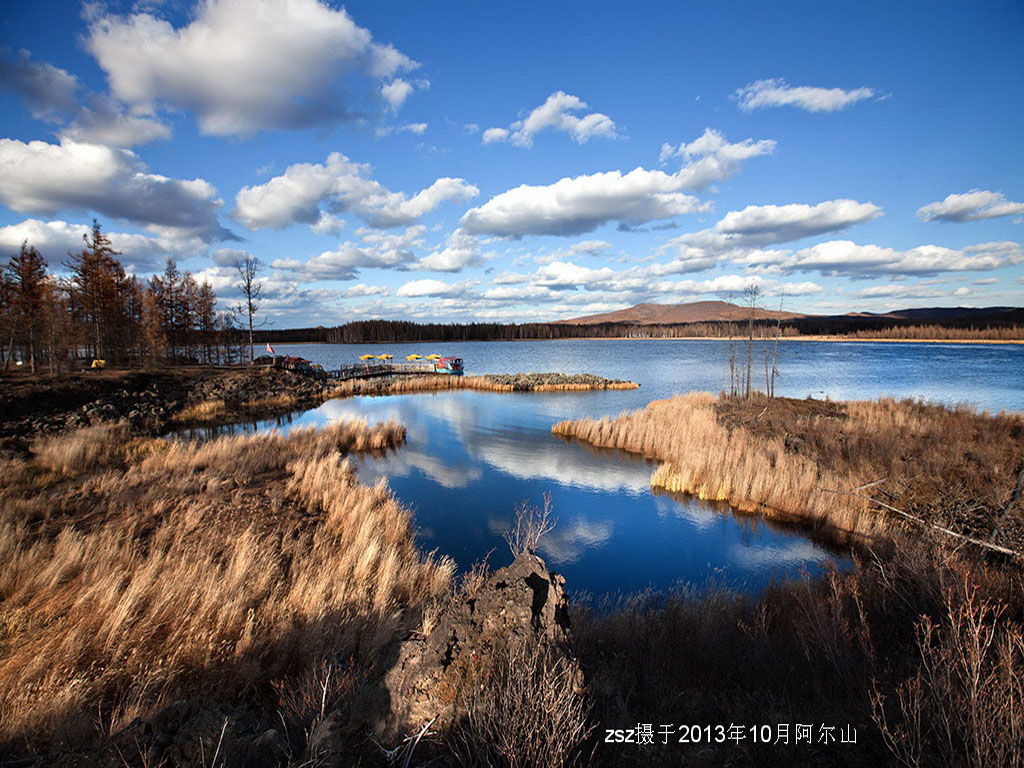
[329,373,638,399]
[553,393,1024,549]
[0,417,452,752]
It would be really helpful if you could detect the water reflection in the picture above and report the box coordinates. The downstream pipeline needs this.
[170,388,849,596]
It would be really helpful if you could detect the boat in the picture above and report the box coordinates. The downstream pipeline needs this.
[434,356,464,375]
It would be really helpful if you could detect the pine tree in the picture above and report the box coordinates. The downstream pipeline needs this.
[67,221,130,362]
[6,242,48,373]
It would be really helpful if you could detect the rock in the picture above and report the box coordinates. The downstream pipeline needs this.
[360,553,579,742]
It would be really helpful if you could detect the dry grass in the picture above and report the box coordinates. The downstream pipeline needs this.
[450,638,592,768]
[574,537,1024,767]
[328,373,638,399]
[0,417,453,753]
[553,393,1024,550]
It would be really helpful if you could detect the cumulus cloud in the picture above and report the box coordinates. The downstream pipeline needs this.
[483,91,618,147]
[848,283,973,300]
[754,239,1023,277]
[568,239,612,256]
[0,48,79,118]
[662,199,882,263]
[0,218,203,271]
[733,78,878,112]
[482,127,510,144]
[462,129,773,237]
[234,152,478,230]
[59,94,171,147]
[395,278,477,298]
[381,78,413,111]
[272,225,426,280]
[413,229,488,272]
[86,0,417,135]
[917,189,1024,223]
[342,283,388,297]
[0,138,232,241]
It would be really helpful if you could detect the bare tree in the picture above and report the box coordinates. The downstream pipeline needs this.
[504,493,556,558]
[744,284,760,399]
[233,254,262,364]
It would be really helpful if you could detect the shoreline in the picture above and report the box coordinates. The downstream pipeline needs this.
[263,336,1024,346]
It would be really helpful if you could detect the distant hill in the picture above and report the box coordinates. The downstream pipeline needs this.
[847,306,1018,321]
[556,300,807,325]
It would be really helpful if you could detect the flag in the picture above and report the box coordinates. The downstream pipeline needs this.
[266,343,276,355]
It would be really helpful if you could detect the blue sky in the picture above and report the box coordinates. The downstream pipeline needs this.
[1,0,1022,326]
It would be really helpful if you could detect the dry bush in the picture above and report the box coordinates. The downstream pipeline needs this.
[450,638,591,768]
[554,393,1024,549]
[574,537,1024,767]
[32,421,132,474]
[0,417,452,753]
[504,493,557,558]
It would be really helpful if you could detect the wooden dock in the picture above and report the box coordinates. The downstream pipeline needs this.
[327,362,451,381]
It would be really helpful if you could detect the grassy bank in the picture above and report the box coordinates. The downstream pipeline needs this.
[172,372,639,426]
[553,393,1024,552]
[0,419,452,753]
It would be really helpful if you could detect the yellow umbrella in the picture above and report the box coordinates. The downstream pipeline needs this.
[425,353,441,360]
[358,354,375,361]
[405,354,422,361]
[377,353,393,360]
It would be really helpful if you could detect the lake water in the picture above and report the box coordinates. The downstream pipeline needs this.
[189,340,1024,597]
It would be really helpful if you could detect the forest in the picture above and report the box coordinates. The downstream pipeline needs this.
[0,221,247,372]
[255,311,1024,345]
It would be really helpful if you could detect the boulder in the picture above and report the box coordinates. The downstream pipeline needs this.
[352,554,579,743]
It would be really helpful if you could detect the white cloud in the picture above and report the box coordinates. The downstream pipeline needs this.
[395,278,476,298]
[0,138,231,241]
[342,284,388,297]
[849,283,973,300]
[0,218,202,271]
[0,48,79,118]
[271,225,425,280]
[311,212,346,236]
[375,122,428,138]
[234,152,478,230]
[568,239,612,256]
[414,229,487,272]
[59,94,171,147]
[462,130,773,237]
[381,78,413,111]
[734,78,878,112]
[917,189,1024,223]
[87,0,416,135]
[483,91,618,147]
[482,127,510,144]
[760,239,1023,277]
[663,199,882,263]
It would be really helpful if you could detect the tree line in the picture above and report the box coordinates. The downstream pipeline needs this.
[0,221,258,374]
[253,311,1024,345]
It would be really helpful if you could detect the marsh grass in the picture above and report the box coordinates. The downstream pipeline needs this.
[553,393,1024,549]
[573,538,1024,767]
[0,417,452,752]
[328,374,637,400]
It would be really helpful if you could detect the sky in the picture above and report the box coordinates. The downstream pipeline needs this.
[1,0,1022,327]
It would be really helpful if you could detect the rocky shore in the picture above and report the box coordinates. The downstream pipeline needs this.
[92,554,576,767]
[0,367,329,449]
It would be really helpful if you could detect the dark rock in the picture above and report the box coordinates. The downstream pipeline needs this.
[364,553,579,742]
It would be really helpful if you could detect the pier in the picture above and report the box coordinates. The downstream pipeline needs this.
[326,361,457,381]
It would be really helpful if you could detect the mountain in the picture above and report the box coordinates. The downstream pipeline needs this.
[847,306,1018,321]
[556,301,807,325]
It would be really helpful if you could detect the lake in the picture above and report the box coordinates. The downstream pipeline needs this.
[184,339,1024,597]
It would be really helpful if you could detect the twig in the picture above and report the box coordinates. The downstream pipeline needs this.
[818,485,1021,558]
[988,459,1024,543]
